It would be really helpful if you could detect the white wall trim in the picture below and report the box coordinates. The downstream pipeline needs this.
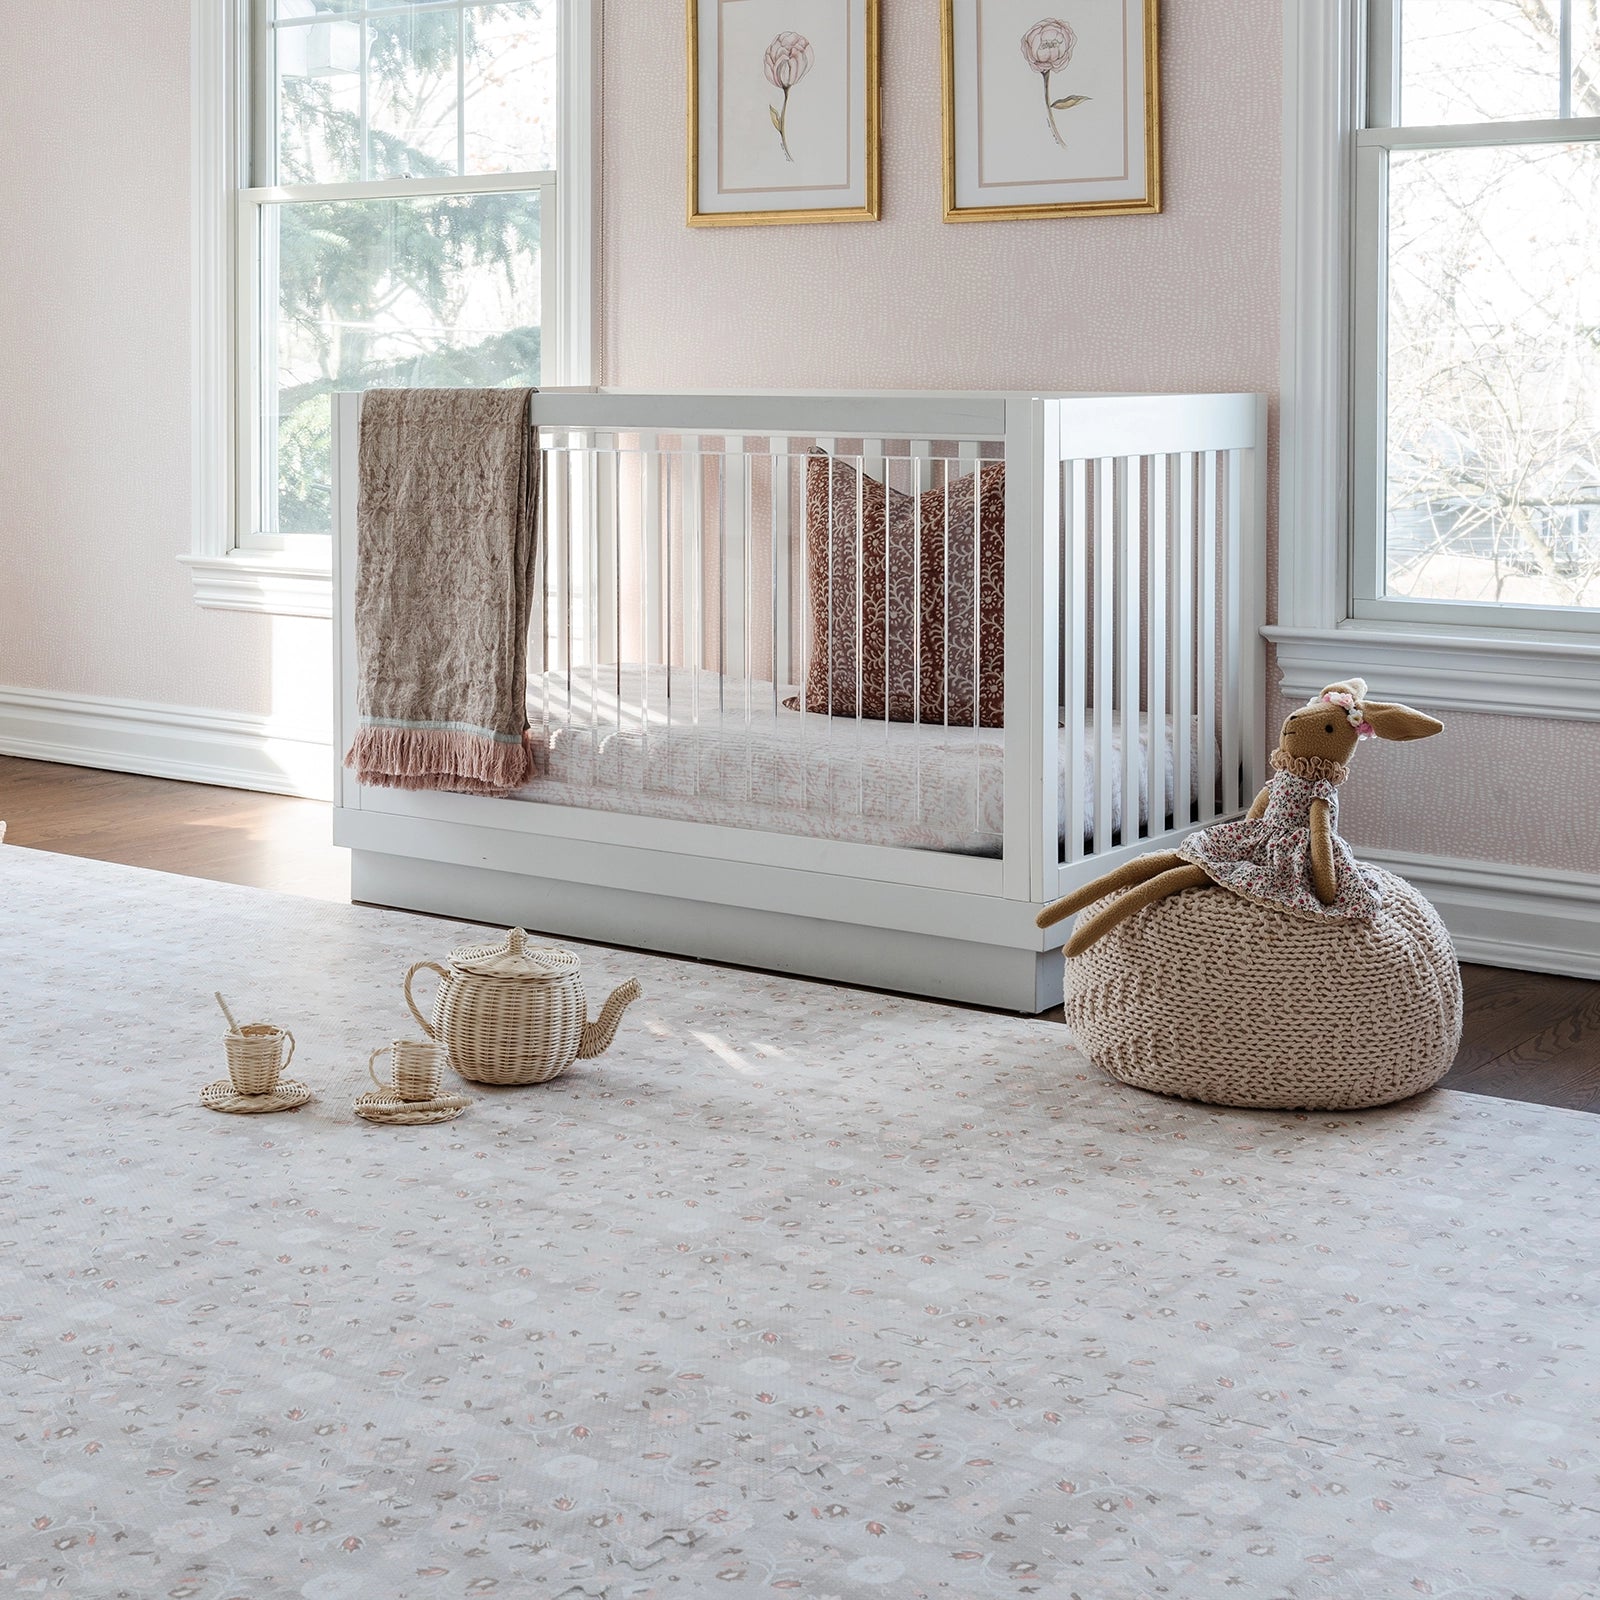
[190,0,240,583]
[1364,847,1600,981]
[177,552,334,620]
[1266,623,1600,720]
[0,687,333,802]
[557,0,598,386]
[184,0,596,615]
[1279,0,1360,632]
[1275,0,1600,704]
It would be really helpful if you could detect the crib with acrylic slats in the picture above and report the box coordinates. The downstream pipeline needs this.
[332,389,1268,1011]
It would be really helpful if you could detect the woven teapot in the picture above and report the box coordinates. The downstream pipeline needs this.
[404,929,641,1085]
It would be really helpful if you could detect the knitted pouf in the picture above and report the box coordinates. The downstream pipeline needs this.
[1062,867,1463,1110]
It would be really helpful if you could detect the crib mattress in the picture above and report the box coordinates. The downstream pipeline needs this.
[516,666,1198,858]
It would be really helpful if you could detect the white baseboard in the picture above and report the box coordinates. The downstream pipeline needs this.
[0,685,333,801]
[1363,846,1600,981]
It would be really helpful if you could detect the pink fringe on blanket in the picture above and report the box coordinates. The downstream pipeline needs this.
[345,725,534,797]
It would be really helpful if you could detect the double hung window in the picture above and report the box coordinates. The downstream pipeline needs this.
[241,0,561,554]
[1354,0,1600,629]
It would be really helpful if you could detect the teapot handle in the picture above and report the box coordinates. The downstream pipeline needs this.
[403,961,449,1039]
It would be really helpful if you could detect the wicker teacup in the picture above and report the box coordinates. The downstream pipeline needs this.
[368,1039,442,1103]
[225,1024,295,1097]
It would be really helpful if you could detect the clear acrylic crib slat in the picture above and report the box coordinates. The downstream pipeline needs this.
[534,431,1007,856]
[526,392,1265,885]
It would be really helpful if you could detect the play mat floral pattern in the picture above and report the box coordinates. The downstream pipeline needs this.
[1,846,1596,1598]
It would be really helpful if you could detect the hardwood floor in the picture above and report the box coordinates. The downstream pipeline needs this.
[0,754,348,901]
[4,754,1597,1112]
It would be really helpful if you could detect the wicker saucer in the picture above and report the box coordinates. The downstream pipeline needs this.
[202,1078,313,1115]
[353,1089,471,1126]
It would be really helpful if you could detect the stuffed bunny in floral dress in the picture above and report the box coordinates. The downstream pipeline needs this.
[1036,679,1443,956]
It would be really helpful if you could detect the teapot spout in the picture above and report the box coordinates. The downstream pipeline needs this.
[578,978,642,1059]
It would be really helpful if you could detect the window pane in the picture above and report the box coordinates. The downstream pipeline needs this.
[1400,0,1561,124]
[273,1,357,18]
[368,7,461,179]
[464,3,558,174]
[1578,2,1600,117]
[293,1,439,8]
[263,190,542,534]
[275,15,363,184]
[1384,142,1600,610]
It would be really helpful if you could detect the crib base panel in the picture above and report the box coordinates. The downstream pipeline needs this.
[351,850,1065,1013]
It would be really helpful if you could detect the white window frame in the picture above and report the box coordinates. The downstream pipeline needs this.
[181,0,595,618]
[1270,0,1600,719]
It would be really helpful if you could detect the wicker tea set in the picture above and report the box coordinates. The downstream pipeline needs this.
[202,930,641,1125]
[202,677,1462,1121]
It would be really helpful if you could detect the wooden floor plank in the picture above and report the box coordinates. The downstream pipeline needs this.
[1443,965,1577,1076]
[0,755,349,901]
[3,754,1596,1112]
[1442,984,1600,1111]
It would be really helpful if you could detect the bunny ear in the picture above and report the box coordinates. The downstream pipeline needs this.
[1361,700,1443,742]
[1320,677,1369,702]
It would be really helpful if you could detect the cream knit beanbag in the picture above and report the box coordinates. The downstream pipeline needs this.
[1061,867,1463,1110]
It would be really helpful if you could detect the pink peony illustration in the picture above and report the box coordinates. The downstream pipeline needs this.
[1021,18,1090,149]
[764,32,814,162]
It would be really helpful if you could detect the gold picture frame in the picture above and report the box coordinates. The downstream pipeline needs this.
[941,0,1162,221]
[687,0,881,227]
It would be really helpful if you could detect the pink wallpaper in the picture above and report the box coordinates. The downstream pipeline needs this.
[0,0,288,717]
[1275,694,1600,876]
[600,0,1281,395]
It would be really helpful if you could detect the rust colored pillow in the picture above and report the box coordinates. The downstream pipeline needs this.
[787,452,1006,727]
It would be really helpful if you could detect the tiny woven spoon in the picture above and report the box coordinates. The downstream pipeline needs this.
[214,991,242,1035]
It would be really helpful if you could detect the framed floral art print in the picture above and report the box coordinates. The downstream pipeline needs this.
[941,0,1161,221]
[687,0,881,227]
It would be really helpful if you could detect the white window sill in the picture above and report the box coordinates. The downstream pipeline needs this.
[1264,622,1600,722]
[179,551,332,621]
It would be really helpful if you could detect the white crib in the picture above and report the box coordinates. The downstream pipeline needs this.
[331,388,1268,1011]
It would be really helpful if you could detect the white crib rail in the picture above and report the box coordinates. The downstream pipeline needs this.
[334,389,1267,924]
[1036,393,1267,902]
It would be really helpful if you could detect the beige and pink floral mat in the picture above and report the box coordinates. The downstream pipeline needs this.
[1,845,1595,1598]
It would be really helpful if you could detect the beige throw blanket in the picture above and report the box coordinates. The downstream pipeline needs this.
[345,388,540,795]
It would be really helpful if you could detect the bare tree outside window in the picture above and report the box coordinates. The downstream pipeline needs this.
[1381,0,1600,611]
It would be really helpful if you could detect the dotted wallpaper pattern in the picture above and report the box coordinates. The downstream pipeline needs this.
[0,1,290,717]
[600,0,1283,396]
[1275,695,1600,875]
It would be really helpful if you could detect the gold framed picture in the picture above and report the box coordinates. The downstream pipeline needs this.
[687,0,881,227]
[941,0,1161,221]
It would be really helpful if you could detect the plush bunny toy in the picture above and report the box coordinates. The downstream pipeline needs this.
[1037,679,1443,957]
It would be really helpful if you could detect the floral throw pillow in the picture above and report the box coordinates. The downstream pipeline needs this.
[786,451,1006,727]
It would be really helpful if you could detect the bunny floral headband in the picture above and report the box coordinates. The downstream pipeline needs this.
[1316,689,1375,741]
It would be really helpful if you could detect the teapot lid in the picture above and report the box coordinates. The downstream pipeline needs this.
[448,928,581,981]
